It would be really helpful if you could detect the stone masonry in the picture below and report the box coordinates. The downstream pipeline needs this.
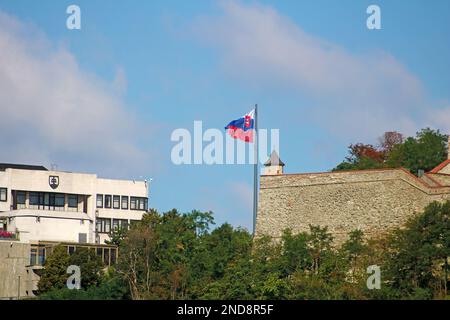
[256,151,450,245]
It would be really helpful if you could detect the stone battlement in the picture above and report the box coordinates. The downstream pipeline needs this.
[256,162,450,244]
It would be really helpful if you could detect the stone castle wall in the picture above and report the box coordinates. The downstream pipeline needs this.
[256,168,450,244]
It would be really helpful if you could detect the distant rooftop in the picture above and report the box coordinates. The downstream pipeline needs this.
[0,163,48,171]
[264,151,285,167]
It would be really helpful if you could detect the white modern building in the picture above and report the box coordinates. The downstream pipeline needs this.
[0,163,149,245]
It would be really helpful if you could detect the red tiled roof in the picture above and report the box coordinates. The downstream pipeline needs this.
[430,159,450,173]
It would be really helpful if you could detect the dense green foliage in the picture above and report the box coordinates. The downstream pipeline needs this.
[36,126,449,299]
[38,202,450,300]
[333,128,447,175]
[38,246,103,294]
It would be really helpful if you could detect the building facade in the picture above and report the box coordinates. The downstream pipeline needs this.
[256,150,450,244]
[0,163,149,245]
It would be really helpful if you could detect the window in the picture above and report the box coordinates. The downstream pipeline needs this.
[30,248,37,266]
[113,219,128,231]
[130,197,148,211]
[130,197,137,210]
[38,247,46,265]
[105,195,112,209]
[78,233,87,243]
[110,248,117,264]
[113,195,120,209]
[103,248,110,265]
[0,188,6,202]
[121,196,128,210]
[54,194,65,211]
[96,218,111,233]
[68,246,75,255]
[96,194,103,208]
[29,192,39,209]
[68,195,78,210]
[17,191,26,209]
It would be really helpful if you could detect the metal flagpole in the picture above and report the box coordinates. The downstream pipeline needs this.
[253,104,258,236]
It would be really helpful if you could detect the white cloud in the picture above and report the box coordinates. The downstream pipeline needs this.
[192,1,446,140]
[0,11,155,178]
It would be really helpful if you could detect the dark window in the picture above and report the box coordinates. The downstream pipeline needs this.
[96,194,103,208]
[17,191,26,204]
[68,195,78,208]
[16,191,26,208]
[0,188,6,202]
[68,246,75,255]
[113,219,128,231]
[55,194,65,207]
[110,248,117,264]
[103,248,110,265]
[96,218,111,233]
[113,196,120,209]
[78,233,87,243]
[38,248,46,265]
[29,192,39,206]
[121,196,128,210]
[104,195,112,209]
[130,197,137,210]
[30,248,37,266]
[130,197,148,211]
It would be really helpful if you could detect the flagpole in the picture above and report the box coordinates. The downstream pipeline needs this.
[253,104,258,236]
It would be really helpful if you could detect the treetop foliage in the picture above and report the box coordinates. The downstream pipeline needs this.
[333,128,448,175]
[39,203,450,300]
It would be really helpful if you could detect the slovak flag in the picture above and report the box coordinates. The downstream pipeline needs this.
[225,109,255,143]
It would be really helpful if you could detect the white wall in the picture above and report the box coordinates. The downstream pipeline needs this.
[1,168,148,244]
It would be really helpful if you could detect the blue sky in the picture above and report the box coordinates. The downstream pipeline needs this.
[0,0,449,230]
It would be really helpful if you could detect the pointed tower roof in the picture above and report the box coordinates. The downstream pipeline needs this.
[264,151,285,167]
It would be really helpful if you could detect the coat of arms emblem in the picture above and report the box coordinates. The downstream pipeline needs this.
[49,176,59,189]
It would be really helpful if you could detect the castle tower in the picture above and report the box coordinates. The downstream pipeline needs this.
[263,151,285,175]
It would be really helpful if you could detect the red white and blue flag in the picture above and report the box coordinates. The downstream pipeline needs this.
[225,109,255,143]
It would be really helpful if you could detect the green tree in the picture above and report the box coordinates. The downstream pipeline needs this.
[384,201,450,298]
[307,225,334,274]
[68,247,103,288]
[38,245,104,294]
[387,128,447,175]
[38,246,70,293]
[279,229,310,275]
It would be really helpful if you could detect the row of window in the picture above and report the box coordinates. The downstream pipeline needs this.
[0,188,6,202]
[16,191,84,212]
[10,191,147,212]
[30,245,118,267]
[96,194,148,211]
[96,218,139,233]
